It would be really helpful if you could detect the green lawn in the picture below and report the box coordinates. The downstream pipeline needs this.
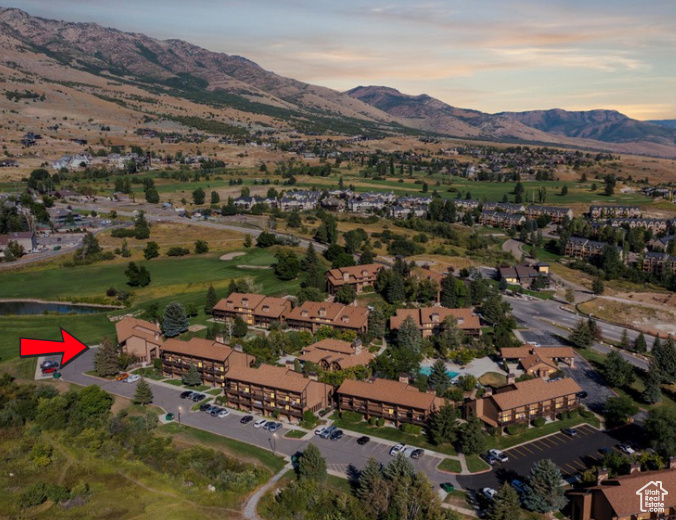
[284,429,307,439]
[465,454,490,473]
[160,422,286,472]
[0,248,301,363]
[438,458,462,473]
[330,414,456,455]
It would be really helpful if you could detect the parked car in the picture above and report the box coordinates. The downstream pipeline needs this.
[40,360,59,370]
[41,367,58,374]
[577,391,588,399]
[411,449,424,460]
[488,449,508,463]
[329,429,344,441]
[315,426,327,436]
[240,415,254,424]
[115,372,129,381]
[253,419,267,428]
[618,444,635,455]
[263,421,276,431]
[357,436,370,445]
[481,488,498,500]
[268,422,282,433]
[125,374,141,383]
[217,409,230,418]
[180,391,194,399]
[440,483,455,493]
[191,393,206,402]
[199,403,212,412]
[511,479,526,495]
[485,454,498,465]
[209,407,223,416]
[390,444,406,456]
[320,425,337,439]
[562,428,579,437]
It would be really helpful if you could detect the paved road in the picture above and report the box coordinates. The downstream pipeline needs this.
[59,348,458,490]
[457,423,638,491]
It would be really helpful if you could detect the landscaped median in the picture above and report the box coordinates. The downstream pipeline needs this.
[465,454,490,473]
[437,458,462,473]
[284,429,307,439]
[329,413,457,455]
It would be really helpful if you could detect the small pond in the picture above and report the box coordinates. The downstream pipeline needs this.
[0,301,117,316]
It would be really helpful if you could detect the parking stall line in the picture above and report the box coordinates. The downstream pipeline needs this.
[571,460,587,470]
[528,442,544,452]
[506,451,521,460]
[564,463,579,474]
[537,437,557,448]
[510,446,529,456]
[518,445,536,455]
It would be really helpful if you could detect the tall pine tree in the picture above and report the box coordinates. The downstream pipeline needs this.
[487,483,522,520]
[182,363,202,386]
[523,458,567,512]
[428,359,451,393]
[95,337,120,377]
[133,377,153,405]
[298,443,327,482]
[204,285,218,315]
[162,302,189,337]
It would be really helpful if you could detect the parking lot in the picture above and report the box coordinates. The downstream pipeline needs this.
[458,423,638,491]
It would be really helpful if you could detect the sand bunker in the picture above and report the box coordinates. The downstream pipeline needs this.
[220,252,246,261]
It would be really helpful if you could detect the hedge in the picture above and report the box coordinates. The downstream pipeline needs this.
[506,423,527,435]
[400,423,422,435]
[341,411,363,423]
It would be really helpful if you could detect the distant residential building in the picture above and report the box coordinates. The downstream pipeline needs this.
[115,317,162,364]
[608,218,671,233]
[225,364,332,421]
[161,337,255,387]
[286,301,370,334]
[498,263,550,286]
[501,346,575,377]
[565,237,615,259]
[337,377,445,426]
[453,199,480,211]
[589,205,642,219]
[568,463,676,520]
[482,202,525,214]
[526,205,573,223]
[389,307,482,337]
[479,211,526,228]
[326,264,383,295]
[642,251,676,275]
[648,234,675,252]
[297,338,374,372]
[0,231,36,253]
[467,377,582,428]
[212,293,291,328]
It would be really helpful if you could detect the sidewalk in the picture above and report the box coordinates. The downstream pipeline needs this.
[243,462,293,520]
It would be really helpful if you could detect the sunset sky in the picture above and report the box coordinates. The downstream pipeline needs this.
[6,1,676,119]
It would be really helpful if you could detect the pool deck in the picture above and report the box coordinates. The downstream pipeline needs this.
[420,356,507,379]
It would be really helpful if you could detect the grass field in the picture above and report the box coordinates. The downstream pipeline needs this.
[284,430,307,439]
[465,454,490,473]
[0,248,300,363]
[438,458,462,473]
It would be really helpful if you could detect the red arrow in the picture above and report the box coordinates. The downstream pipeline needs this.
[21,329,89,368]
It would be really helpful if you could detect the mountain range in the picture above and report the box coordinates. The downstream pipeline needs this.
[1,7,675,157]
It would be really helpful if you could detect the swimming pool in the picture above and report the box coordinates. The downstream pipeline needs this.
[419,366,460,379]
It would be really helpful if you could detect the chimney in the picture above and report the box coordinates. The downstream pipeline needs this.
[285,359,295,370]
[630,462,641,474]
[507,373,516,385]
[483,387,493,398]
[398,374,410,384]
[352,338,363,354]
[596,467,609,485]
[307,372,318,381]
[215,334,225,344]
[233,344,243,353]
[669,457,676,470]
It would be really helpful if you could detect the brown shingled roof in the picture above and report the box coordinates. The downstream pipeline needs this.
[162,337,235,362]
[115,316,161,346]
[338,378,439,410]
[226,364,312,393]
[519,354,557,371]
[302,338,355,355]
[586,467,676,517]
[213,293,266,312]
[286,301,369,330]
[490,377,581,410]
[326,264,382,287]
[389,307,480,331]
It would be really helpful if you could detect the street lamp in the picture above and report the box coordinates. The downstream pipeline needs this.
[270,432,277,456]
[178,406,182,425]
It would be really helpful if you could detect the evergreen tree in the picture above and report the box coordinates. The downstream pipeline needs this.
[243,234,252,248]
[619,329,630,350]
[437,316,463,357]
[204,285,218,315]
[301,244,326,291]
[384,454,416,481]
[634,332,647,353]
[643,362,663,404]
[428,359,451,393]
[654,336,676,384]
[592,278,605,295]
[182,363,202,386]
[194,240,209,254]
[232,316,248,338]
[210,190,220,204]
[298,444,327,482]
[133,377,153,405]
[386,272,406,303]
[95,337,120,377]
[440,275,458,308]
[192,187,205,205]
[459,416,486,455]
[359,246,375,265]
[601,350,635,388]
[356,458,389,518]
[397,315,423,353]
[429,402,457,445]
[644,406,676,457]
[334,284,356,304]
[287,210,302,228]
[162,302,189,337]
[368,306,386,339]
[274,249,301,280]
[523,458,567,512]
[568,319,593,348]
[143,241,160,260]
[487,483,522,520]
